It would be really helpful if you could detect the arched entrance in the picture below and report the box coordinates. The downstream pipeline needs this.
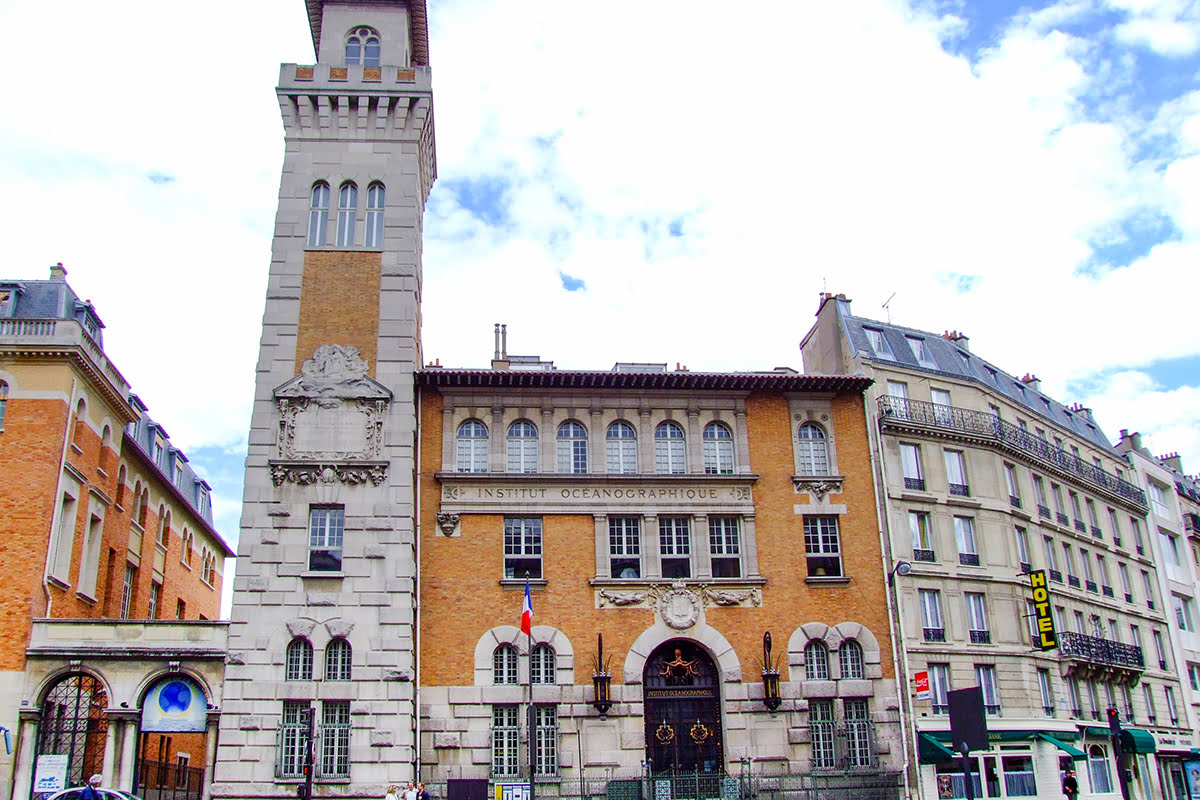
[642,639,723,775]
[35,673,108,787]
[135,674,209,800]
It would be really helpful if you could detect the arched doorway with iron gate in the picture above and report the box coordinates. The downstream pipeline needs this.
[642,639,723,776]
[35,672,109,789]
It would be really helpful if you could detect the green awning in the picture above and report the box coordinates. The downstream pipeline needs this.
[1082,727,1157,754]
[919,732,957,764]
[1037,733,1086,759]
[1121,729,1157,754]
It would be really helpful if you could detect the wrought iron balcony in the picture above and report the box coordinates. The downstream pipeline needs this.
[924,627,946,643]
[1086,580,1098,593]
[1038,504,1052,519]
[1091,526,1103,539]
[1059,630,1144,671]
[1010,495,1022,508]
[1074,519,1087,533]
[959,553,980,566]
[969,630,992,644]
[913,548,936,562]
[950,483,971,497]
[1049,569,1063,583]
[878,397,1148,508]
[904,477,926,491]
[1056,512,1071,526]
[1102,586,1115,598]
[1068,575,1081,589]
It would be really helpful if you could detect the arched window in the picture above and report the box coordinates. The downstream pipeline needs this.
[336,182,358,246]
[506,421,538,473]
[805,641,830,681]
[839,640,864,679]
[556,421,587,474]
[493,644,519,685]
[654,422,686,474]
[72,398,87,447]
[325,637,352,681]
[796,423,830,475]
[140,488,149,527]
[345,27,380,67]
[157,508,170,547]
[308,182,330,247]
[182,530,193,566]
[531,643,556,685]
[703,422,734,475]
[456,420,488,473]
[130,481,143,523]
[285,638,313,681]
[365,183,385,247]
[1088,745,1113,793]
[0,380,8,427]
[606,421,637,474]
[116,464,127,507]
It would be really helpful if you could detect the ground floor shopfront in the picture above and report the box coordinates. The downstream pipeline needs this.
[917,724,1200,800]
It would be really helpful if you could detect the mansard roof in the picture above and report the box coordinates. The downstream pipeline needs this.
[418,368,872,394]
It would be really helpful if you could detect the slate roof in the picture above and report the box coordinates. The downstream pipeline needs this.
[418,368,872,394]
[837,311,1117,453]
[1,278,104,343]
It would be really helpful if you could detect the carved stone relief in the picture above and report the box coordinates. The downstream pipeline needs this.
[792,477,843,500]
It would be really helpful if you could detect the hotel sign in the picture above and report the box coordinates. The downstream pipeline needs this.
[1029,569,1057,650]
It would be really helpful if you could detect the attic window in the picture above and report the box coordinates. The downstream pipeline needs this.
[865,328,894,359]
[985,367,998,384]
[906,336,936,368]
[0,287,17,317]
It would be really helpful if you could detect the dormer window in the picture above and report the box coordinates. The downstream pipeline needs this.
[864,327,894,359]
[345,27,381,67]
[906,336,936,367]
[0,286,19,317]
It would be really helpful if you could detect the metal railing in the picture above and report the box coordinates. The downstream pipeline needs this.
[878,397,1147,507]
[136,758,204,800]
[1059,630,1144,670]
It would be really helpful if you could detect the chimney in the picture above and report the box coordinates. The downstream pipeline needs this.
[1115,429,1145,455]
[491,323,511,370]
[493,323,501,360]
[815,292,851,317]
[1159,452,1184,473]
[1020,373,1041,392]
[49,262,67,281]
[1068,403,1096,423]
[501,324,508,358]
[943,330,969,351]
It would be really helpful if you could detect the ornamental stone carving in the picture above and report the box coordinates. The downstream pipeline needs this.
[269,462,388,487]
[699,585,761,607]
[279,345,384,400]
[598,589,646,607]
[653,582,701,630]
[436,512,460,536]
[792,477,844,500]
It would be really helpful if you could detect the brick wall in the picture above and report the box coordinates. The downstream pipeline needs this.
[295,250,383,375]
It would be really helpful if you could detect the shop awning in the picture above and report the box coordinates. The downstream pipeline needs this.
[1037,732,1086,759]
[1083,727,1158,755]
[918,732,957,764]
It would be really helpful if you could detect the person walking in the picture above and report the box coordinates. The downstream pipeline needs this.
[1063,768,1079,799]
[80,774,104,800]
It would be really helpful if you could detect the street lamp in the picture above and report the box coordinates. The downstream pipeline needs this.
[761,632,782,712]
[888,559,913,587]
[591,633,613,716]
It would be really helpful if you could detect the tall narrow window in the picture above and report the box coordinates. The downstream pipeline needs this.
[325,638,352,681]
[492,706,520,778]
[278,702,310,778]
[336,182,358,246]
[844,698,872,768]
[609,517,641,578]
[1014,526,1031,571]
[503,517,542,579]
[321,702,351,778]
[493,644,518,685]
[976,665,1001,713]
[456,420,488,473]
[309,506,344,572]
[944,450,969,496]
[534,705,558,776]
[365,182,385,246]
[909,511,934,561]
[804,641,830,680]
[900,443,924,490]
[605,421,637,474]
[839,640,864,679]
[654,422,686,474]
[709,517,741,578]
[803,516,842,577]
[120,563,136,619]
[1088,746,1113,794]
[506,421,538,473]
[808,698,836,768]
[659,517,691,578]
[930,389,953,425]
[286,638,314,681]
[1037,669,1054,715]
[556,421,588,474]
[920,590,944,641]
[1004,463,1021,506]
[929,663,951,714]
[0,380,8,427]
[702,422,734,474]
[965,593,990,643]
[954,516,978,565]
[796,423,829,475]
[531,644,556,685]
[148,582,161,620]
[308,182,329,246]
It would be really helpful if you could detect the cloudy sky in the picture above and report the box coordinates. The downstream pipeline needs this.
[1,0,1198,611]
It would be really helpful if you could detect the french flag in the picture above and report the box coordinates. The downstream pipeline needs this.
[520,579,533,635]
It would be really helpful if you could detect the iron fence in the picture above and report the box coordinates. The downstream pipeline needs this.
[136,758,204,800]
[1059,630,1144,669]
[877,396,1147,507]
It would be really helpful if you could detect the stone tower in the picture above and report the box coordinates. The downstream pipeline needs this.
[213,1,434,796]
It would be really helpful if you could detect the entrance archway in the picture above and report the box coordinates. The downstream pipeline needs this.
[642,639,723,775]
[35,673,108,788]
[135,674,209,800]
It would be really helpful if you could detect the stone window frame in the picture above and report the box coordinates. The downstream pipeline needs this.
[440,395,750,476]
[702,421,735,475]
[455,419,489,473]
[593,512,761,582]
[787,622,884,687]
[285,637,314,681]
[344,26,381,67]
[324,637,352,682]
[788,398,840,477]
[653,421,687,474]
[336,181,358,247]
[473,625,575,688]
[364,182,385,247]
[308,182,330,247]
[556,420,588,474]
[505,419,539,474]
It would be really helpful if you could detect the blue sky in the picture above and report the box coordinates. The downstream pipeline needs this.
[0,0,1198,614]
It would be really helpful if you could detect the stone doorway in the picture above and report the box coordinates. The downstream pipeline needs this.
[642,639,723,774]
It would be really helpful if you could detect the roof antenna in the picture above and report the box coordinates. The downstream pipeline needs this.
[882,292,896,324]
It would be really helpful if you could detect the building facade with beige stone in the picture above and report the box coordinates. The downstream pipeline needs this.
[801,293,1193,800]
[0,266,231,800]
[414,347,905,796]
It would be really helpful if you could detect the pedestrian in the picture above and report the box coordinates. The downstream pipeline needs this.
[404,781,418,800]
[81,774,103,800]
[418,782,431,800]
[385,785,401,800]
[1063,768,1079,799]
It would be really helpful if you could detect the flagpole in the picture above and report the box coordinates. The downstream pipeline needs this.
[524,575,536,800]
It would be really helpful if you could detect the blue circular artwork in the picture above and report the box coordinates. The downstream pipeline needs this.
[158,681,192,714]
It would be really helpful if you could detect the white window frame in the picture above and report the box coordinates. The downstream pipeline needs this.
[796,423,830,475]
[308,506,344,572]
[659,517,691,579]
[308,182,329,247]
[803,515,842,578]
[556,421,588,474]
[456,420,489,473]
[493,645,518,685]
[605,421,637,474]
[506,420,539,474]
[654,422,686,474]
[365,182,385,247]
[709,516,741,578]
[336,182,358,246]
[609,517,641,578]
[503,517,542,580]
[702,422,734,475]
[492,706,520,778]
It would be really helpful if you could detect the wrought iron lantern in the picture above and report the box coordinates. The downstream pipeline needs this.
[761,631,782,712]
[591,633,614,716]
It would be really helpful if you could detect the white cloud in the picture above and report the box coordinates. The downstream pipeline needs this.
[1084,370,1200,475]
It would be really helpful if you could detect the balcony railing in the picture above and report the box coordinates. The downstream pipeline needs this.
[959,553,980,566]
[878,397,1148,507]
[1056,512,1071,526]
[969,630,992,644]
[1068,575,1081,589]
[1091,526,1103,539]
[1038,505,1052,519]
[1010,495,1022,508]
[950,483,971,497]
[1074,519,1087,533]
[913,548,936,562]
[1059,630,1144,670]
[904,477,926,491]
[924,627,946,642]
[1102,586,1115,598]
[1049,569,1063,583]
[1086,580,1098,593]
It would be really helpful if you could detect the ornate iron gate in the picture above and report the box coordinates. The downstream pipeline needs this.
[37,674,109,787]
[642,640,723,775]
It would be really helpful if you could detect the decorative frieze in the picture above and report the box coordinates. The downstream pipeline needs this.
[269,460,388,487]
